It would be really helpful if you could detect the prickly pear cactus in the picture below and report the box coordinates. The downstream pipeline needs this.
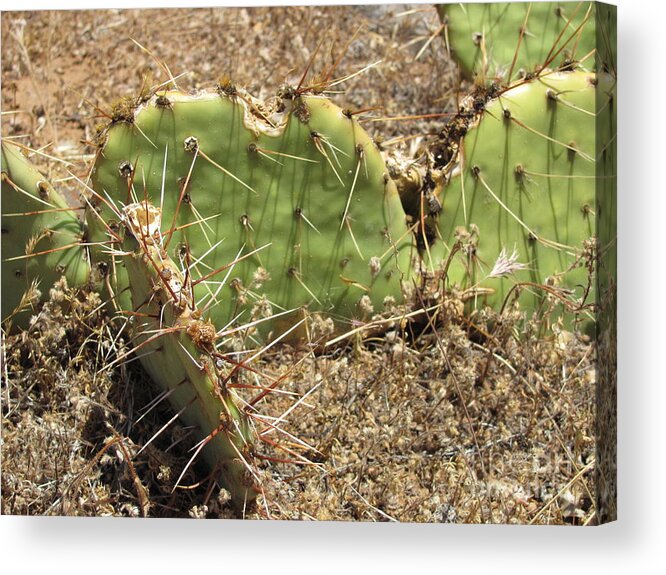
[120,201,259,508]
[88,86,413,341]
[437,2,597,83]
[1,142,89,327]
[428,70,615,324]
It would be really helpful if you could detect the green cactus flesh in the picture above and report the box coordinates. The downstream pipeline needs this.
[437,2,598,83]
[432,70,615,323]
[1,141,89,327]
[120,201,259,508]
[89,88,413,341]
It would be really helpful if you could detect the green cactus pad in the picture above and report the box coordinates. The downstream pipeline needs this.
[89,88,413,341]
[438,2,598,83]
[120,201,259,509]
[433,70,615,324]
[1,142,89,328]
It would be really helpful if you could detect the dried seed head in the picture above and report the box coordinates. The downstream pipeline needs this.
[252,266,270,288]
[489,247,528,278]
[187,320,217,349]
[357,295,374,316]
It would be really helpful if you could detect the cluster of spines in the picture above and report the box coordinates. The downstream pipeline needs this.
[390,66,614,326]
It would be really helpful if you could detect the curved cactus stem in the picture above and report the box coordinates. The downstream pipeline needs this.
[120,201,260,510]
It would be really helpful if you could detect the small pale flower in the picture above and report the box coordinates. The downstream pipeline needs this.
[489,247,528,278]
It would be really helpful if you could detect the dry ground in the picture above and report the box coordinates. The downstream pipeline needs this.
[1,5,599,523]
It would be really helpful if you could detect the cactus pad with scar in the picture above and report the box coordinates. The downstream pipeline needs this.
[417,70,615,324]
[89,86,413,341]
